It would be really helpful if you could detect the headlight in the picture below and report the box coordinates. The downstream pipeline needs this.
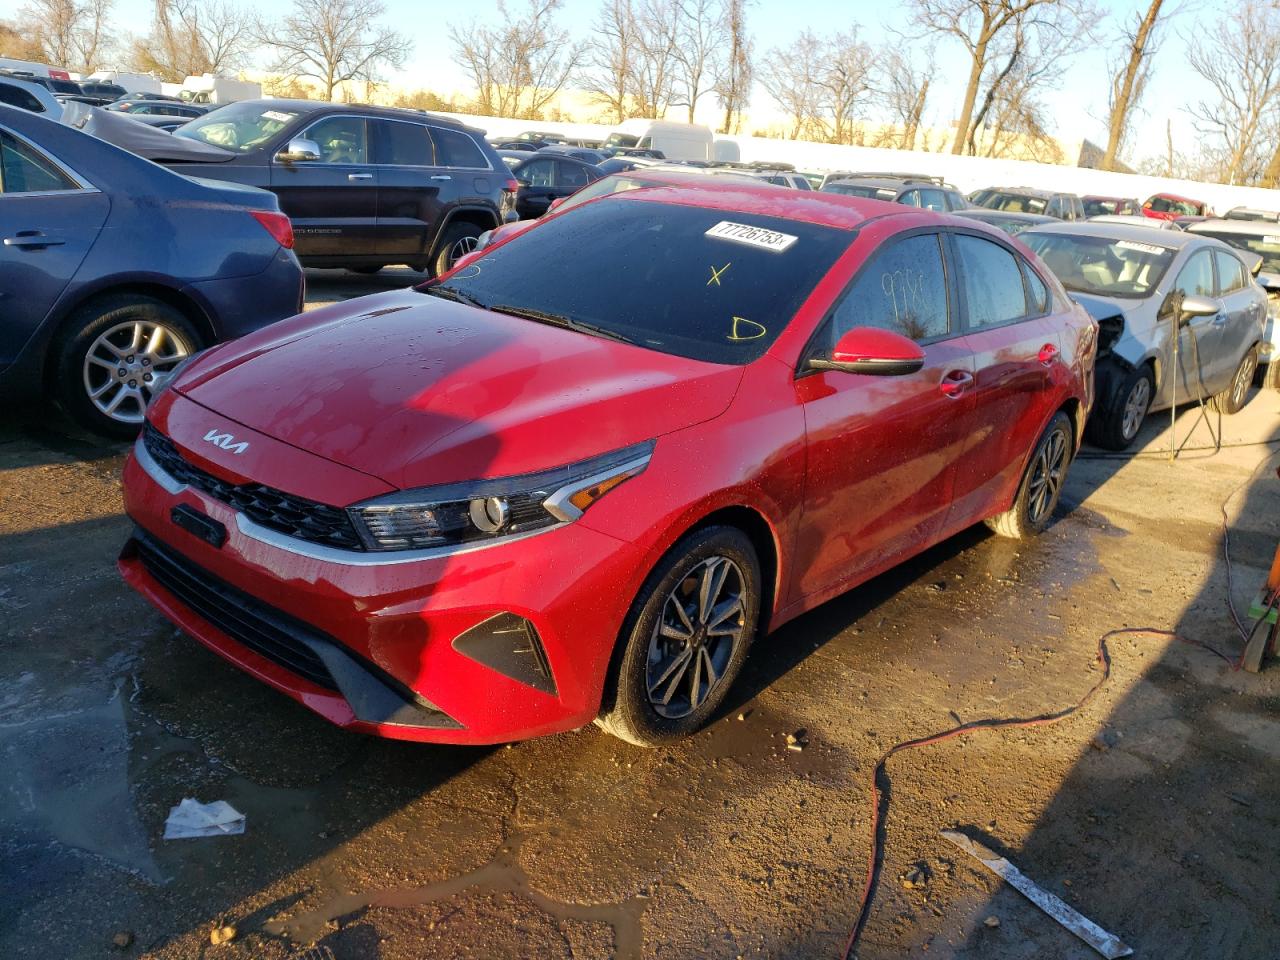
[347,441,654,551]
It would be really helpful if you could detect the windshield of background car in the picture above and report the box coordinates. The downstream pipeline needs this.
[824,182,895,200]
[173,102,301,151]
[604,133,640,148]
[986,192,1048,214]
[1022,232,1176,298]
[552,173,656,213]
[1192,228,1280,273]
[433,197,851,364]
[1150,196,1198,215]
[1084,198,1120,216]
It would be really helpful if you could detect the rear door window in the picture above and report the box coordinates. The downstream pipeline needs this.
[376,119,435,166]
[556,161,591,189]
[830,233,951,342]
[430,126,488,168]
[1213,249,1248,293]
[0,131,78,193]
[954,234,1029,328]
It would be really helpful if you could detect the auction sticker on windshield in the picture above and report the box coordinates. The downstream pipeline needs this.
[706,221,799,253]
[1116,240,1169,256]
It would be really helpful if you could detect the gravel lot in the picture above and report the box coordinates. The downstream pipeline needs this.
[2,268,1279,959]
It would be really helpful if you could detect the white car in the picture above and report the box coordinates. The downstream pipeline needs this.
[1023,222,1266,449]
[0,75,62,120]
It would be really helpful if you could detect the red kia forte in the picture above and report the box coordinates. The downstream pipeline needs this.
[119,173,1095,747]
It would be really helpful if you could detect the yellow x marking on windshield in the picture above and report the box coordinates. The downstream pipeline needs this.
[707,262,731,286]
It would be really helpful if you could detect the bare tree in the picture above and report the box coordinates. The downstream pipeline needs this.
[131,0,254,81]
[715,0,752,132]
[260,0,410,102]
[763,29,873,144]
[907,0,1091,154]
[17,0,114,72]
[450,0,582,119]
[583,0,641,122]
[1187,0,1280,184]
[1102,0,1170,170]
[630,0,681,117]
[873,46,933,149]
[670,0,726,123]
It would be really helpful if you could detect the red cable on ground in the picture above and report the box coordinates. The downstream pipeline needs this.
[841,447,1280,959]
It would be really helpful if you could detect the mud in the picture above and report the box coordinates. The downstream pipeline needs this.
[2,270,1279,959]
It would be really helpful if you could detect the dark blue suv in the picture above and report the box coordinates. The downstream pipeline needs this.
[0,105,304,437]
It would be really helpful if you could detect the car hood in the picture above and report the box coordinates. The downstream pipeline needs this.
[178,288,744,490]
[61,101,235,162]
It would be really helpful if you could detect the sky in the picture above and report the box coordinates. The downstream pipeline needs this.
[103,0,1218,166]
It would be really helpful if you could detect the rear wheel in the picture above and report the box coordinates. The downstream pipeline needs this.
[1086,364,1153,451]
[1212,345,1258,414]
[597,527,761,746]
[431,222,485,277]
[986,411,1073,540]
[54,295,202,439]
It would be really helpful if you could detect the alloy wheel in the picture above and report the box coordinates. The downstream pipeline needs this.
[1231,352,1256,410]
[82,320,192,424]
[1026,427,1069,525]
[1121,377,1151,440]
[645,556,746,719]
[448,235,479,269]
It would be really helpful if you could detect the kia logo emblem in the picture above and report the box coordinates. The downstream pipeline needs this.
[203,429,248,455]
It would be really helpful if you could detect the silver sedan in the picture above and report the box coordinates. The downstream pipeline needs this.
[1021,222,1266,449]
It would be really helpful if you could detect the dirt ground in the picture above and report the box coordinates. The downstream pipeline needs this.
[3,268,1279,960]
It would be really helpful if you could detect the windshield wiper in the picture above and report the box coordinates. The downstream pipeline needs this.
[424,285,489,310]
[489,305,637,344]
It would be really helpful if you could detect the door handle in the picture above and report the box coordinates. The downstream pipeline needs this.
[939,370,974,398]
[429,174,452,181]
[1212,313,1227,327]
[347,173,373,181]
[4,231,64,249]
[1037,342,1059,365]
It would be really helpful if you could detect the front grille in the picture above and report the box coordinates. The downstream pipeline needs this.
[143,422,364,550]
[134,532,338,691]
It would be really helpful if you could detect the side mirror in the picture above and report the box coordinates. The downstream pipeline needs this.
[809,327,926,376]
[549,197,566,211]
[1179,294,1220,326]
[276,137,321,163]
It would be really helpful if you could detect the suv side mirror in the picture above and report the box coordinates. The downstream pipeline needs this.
[809,327,926,376]
[277,137,321,163]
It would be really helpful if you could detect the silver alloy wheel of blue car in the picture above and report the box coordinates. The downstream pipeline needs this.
[82,319,193,424]
[645,555,746,719]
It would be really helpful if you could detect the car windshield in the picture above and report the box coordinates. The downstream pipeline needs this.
[604,132,640,148]
[1149,196,1199,216]
[428,197,851,364]
[1084,199,1122,216]
[174,102,301,152]
[985,192,1048,214]
[824,183,895,200]
[1023,232,1176,298]
[1192,229,1280,273]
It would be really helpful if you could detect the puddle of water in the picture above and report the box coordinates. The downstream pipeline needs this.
[263,834,647,956]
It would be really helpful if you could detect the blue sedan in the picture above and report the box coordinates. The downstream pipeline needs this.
[0,104,304,437]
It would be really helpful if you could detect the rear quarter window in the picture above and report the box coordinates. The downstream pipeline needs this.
[431,127,488,168]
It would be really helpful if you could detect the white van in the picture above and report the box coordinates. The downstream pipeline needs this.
[179,74,262,105]
[603,119,714,162]
[87,71,162,94]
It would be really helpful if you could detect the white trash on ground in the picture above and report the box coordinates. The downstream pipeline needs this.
[162,798,245,839]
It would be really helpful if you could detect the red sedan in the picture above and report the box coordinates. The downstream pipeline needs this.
[119,173,1095,747]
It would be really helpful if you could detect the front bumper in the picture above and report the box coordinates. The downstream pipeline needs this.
[119,428,644,744]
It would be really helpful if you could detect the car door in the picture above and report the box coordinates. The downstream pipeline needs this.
[370,117,448,261]
[1165,247,1229,399]
[790,231,977,603]
[948,232,1063,525]
[515,157,557,219]
[1213,247,1264,377]
[0,127,109,375]
[269,114,378,258]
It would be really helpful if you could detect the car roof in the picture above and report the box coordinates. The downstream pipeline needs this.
[1023,220,1201,248]
[985,186,1059,199]
[1082,195,1135,201]
[830,177,908,190]
[1187,218,1280,236]
[599,170,947,230]
[229,98,473,130]
[953,209,1054,223]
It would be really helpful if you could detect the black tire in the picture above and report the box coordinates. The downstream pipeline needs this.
[430,222,485,277]
[1211,345,1258,414]
[1263,359,1280,392]
[52,295,203,440]
[347,265,383,275]
[1085,364,1153,451]
[597,526,761,746]
[986,411,1073,540]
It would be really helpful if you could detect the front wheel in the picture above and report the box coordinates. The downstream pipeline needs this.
[54,296,202,439]
[986,411,1074,540]
[1212,345,1258,414]
[597,527,761,746]
[1086,364,1153,451]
